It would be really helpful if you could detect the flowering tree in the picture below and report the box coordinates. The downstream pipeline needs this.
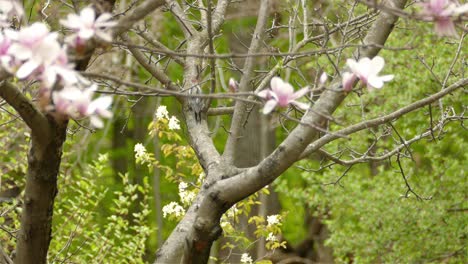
[0,0,466,263]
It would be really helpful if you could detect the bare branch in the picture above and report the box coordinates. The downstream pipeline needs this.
[113,0,166,37]
[300,78,467,159]
[0,81,49,139]
[120,34,179,91]
[214,0,409,204]
[223,0,271,162]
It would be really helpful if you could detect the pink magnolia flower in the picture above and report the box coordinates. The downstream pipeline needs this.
[345,56,394,90]
[60,7,117,47]
[0,0,24,28]
[6,23,62,79]
[419,0,468,37]
[52,84,112,128]
[41,47,79,88]
[342,72,357,92]
[53,85,94,118]
[257,77,309,114]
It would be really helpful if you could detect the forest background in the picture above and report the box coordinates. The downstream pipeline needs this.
[0,0,466,263]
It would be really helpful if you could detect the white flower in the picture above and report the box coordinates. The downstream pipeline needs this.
[178,182,196,205]
[226,205,239,219]
[345,56,394,90]
[162,202,185,218]
[266,232,277,242]
[267,214,281,226]
[60,7,117,46]
[168,115,181,130]
[240,253,253,264]
[134,143,146,159]
[155,105,169,120]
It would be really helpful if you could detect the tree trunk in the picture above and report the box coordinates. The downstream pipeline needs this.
[15,117,67,264]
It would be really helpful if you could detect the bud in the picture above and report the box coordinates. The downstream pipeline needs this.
[319,72,328,84]
[228,77,238,93]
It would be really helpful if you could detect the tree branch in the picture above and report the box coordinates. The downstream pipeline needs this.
[223,0,270,163]
[113,0,166,37]
[0,81,49,139]
[214,0,409,205]
[300,78,467,159]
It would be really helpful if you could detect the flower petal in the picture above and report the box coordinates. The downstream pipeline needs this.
[262,99,277,114]
[290,101,309,110]
[16,60,38,79]
[289,87,309,101]
[369,56,385,76]
[257,89,270,99]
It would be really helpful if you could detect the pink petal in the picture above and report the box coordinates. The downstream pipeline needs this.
[369,56,385,76]
[262,100,277,114]
[90,115,104,128]
[342,72,356,92]
[95,31,113,42]
[289,87,309,100]
[290,101,309,110]
[434,18,457,37]
[257,89,271,99]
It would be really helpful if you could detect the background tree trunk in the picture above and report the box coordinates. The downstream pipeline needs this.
[15,117,67,264]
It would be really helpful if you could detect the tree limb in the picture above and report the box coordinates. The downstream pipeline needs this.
[0,81,49,139]
[113,0,166,37]
[223,0,271,163]
[300,78,467,159]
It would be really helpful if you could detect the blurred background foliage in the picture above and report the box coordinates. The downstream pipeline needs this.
[0,0,466,263]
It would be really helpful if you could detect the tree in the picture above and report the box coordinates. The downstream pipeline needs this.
[0,0,466,263]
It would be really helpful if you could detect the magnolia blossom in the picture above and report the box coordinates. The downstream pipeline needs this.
[344,56,394,90]
[0,0,23,28]
[228,77,239,92]
[342,72,358,92]
[52,85,113,128]
[60,7,117,47]
[419,0,468,37]
[40,47,80,88]
[257,77,309,114]
[6,23,63,79]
